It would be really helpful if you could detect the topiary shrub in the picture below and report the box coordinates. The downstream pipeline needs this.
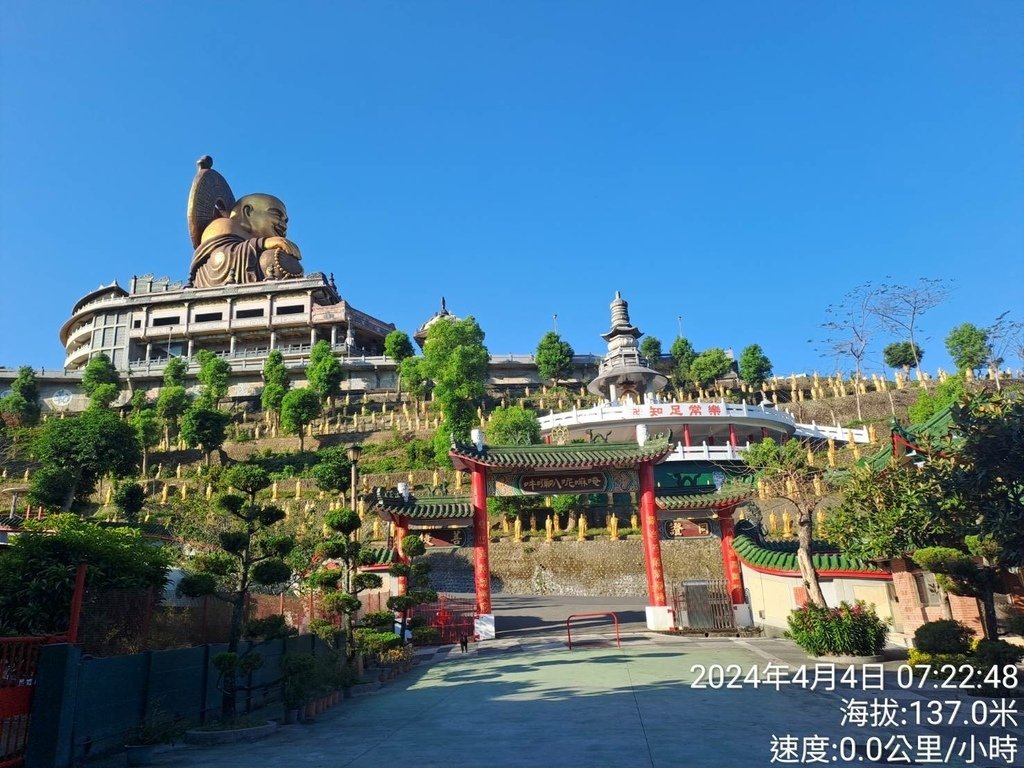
[786,601,888,657]
[907,649,971,672]
[412,626,441,646]
[973,639,1024,671]
[913,620,974,655]
[362,610,395,631]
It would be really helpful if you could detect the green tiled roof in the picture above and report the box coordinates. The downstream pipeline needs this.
[450,433,673,469]
[864,404,955,470]
[360,546,397,566]
[731,533,884,575]
[656,492,753,510]
[374,495,475,520]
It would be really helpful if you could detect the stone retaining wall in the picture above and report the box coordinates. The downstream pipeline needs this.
[424,537,725,597]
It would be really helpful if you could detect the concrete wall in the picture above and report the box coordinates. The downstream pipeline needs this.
[425,537,725,598]
[740,564,896,636]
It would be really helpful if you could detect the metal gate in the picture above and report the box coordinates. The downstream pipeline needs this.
[0,637,53,768]
[674,580,735,630]
[410,594,477,644]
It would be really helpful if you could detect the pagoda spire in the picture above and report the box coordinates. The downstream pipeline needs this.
[587,292,667,404]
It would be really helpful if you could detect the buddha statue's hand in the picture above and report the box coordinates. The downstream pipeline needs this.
[264,236,302,260]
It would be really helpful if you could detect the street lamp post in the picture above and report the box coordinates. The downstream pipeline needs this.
[347,443,362,512]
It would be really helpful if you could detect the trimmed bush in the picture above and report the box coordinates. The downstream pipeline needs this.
[412,626,441,646]
[913,620,974,655]
[973,640,1024,671]
[362,611,395,631]
[786,601,888,657]
[907,649,971,672]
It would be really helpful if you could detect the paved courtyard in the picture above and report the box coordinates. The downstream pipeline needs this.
[100,631,1023,768]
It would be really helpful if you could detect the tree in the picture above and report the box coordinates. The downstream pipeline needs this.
[738,344,773,388]
[0,514,169,636]
[822,283,882,421]
[984,311,1022,391]
[869,278,950,373]
[195,349,231,406]
[177,464,293,720]
[827,391,1024,639]
[398,356,428,400]
[385,330,415,397]
[307,341,343,409]
[156,385,190,444]
[164,357,187,388]
[688,348,732,389]
[82,353,121,409]
[669,337,697,390]
[535,331,574,387]
[281,388,321,451]
[387,535,437,644]
[487,405,541,445]
[639,336,664,369]
[743,438,827,606]
[113,481,147,522]
[882,341,923,373]
[411,317,489,465]
[306,507,382,666]
[945,323,990,375]
[180,404,230,465]
[129,391,162,477]
[261,350,290,426]
[0,366,41,426]
[310,446,352,495]
[31,408,141,510]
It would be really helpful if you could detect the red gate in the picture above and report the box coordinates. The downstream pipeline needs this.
[410,595,476,644]
[0,562,85,768]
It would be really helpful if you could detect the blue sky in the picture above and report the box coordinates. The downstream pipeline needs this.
[2,2,1021,376]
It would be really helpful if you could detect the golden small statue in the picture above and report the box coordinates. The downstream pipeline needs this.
[514,516,523,542]
[187,156,304,288]
[545,515,553,542]
[577,514,587,541]
[630,512,639,530]
[609,513,619,540]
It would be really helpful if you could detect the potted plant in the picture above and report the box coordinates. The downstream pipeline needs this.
[124,708,176,766]
[281,654,315,725]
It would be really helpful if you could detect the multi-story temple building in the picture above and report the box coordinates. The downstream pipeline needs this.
[59,273,393,372]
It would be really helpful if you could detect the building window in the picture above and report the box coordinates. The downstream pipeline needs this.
[194,312,223,323]
[913,572,942,607]
[236,308,264,319]
[132,319,141,329]
[153,316,180,327]
[275,305,305,315]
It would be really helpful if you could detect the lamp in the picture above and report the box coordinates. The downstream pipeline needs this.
[347,444,362,511]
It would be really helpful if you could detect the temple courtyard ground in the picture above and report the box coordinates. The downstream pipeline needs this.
[90,596,1022,768]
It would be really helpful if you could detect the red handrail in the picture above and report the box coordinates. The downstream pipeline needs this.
[565,612,621,650]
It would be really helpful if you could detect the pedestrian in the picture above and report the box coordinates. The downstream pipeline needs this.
[459,634,469,653]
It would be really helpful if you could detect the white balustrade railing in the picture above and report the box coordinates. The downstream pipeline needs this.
[537,399,798,430]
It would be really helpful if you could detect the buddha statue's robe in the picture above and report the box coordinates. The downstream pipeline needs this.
[189,233,268,288]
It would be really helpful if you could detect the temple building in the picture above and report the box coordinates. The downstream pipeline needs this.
[59,273,393,372]
[57,157,395,375]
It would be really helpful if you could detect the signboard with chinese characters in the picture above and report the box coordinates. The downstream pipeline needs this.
[626,403,728,418]
[662,517,714,539]
[415,528,468,548]
[489,469,639,497]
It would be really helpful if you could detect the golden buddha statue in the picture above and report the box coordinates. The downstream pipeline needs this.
[186,156,304,288]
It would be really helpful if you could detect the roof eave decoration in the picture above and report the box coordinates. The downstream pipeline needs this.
[373,493,475,521]
[655,492,753,511]
[731,534,888,579]
[449,433,674,472]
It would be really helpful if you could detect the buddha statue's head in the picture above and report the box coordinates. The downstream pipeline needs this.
[231,193,288,239]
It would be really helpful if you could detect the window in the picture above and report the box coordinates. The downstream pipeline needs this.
[132,319,141,329]
[275,305,305,316]
[235,308,264,319]
[152,316,180,327]
[913,572,942,607]
[194,312,223,323]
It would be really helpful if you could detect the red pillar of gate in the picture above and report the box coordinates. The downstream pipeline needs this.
[638,461,667,607]
[683,423,691,447]
[395,517,409,595]
[718,508,745,604]
[471,466,492,614]
[729,423,738,447]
